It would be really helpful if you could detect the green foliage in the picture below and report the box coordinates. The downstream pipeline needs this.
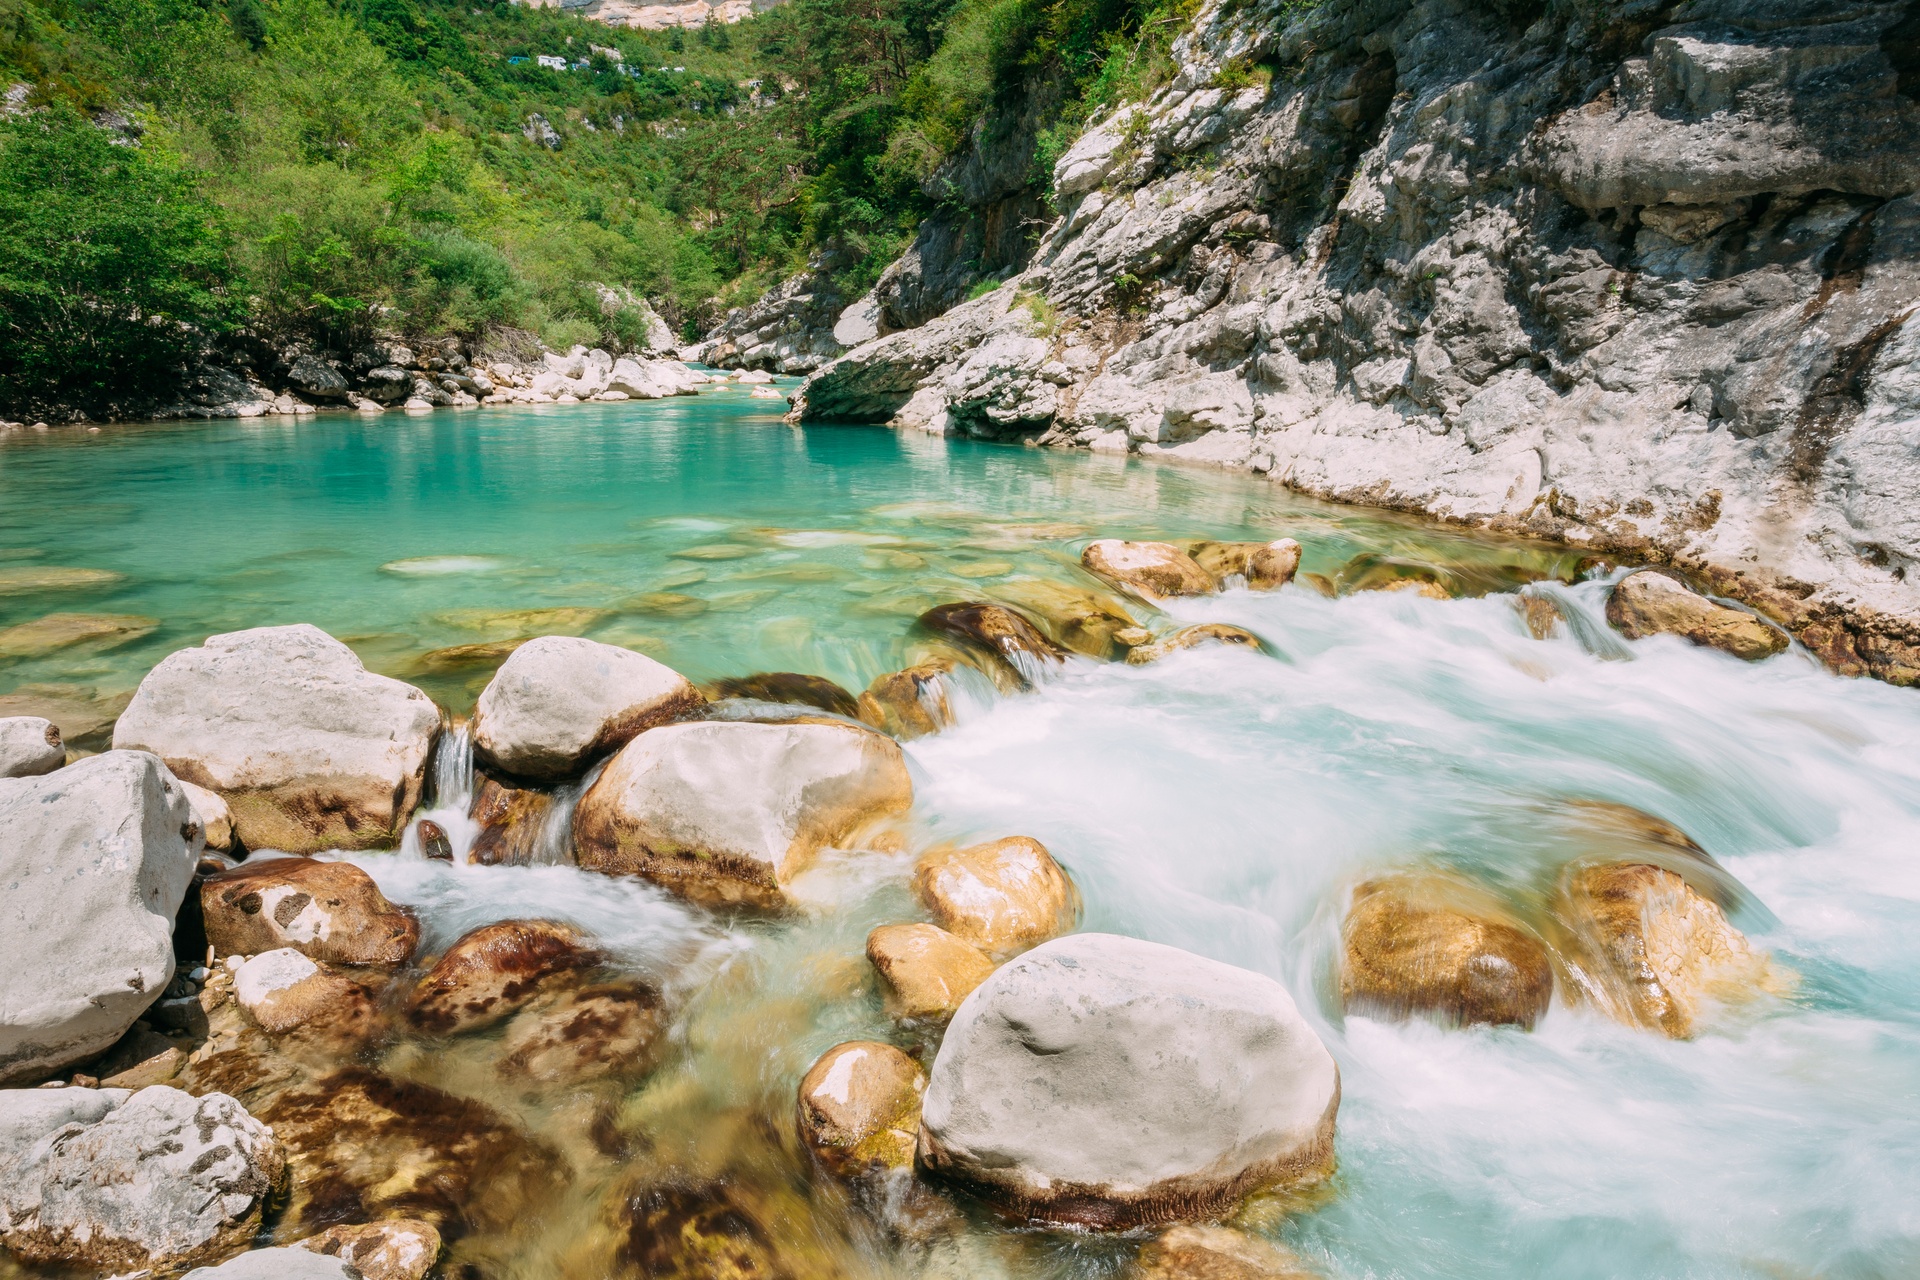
[0,104,238,414]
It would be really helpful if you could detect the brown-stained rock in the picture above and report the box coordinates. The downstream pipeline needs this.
[1081,540,1216,600]
[231,949,380,1053]
[467,775,556,866]
[415,819,453,861]
[857,661,956,739]
[992,579,1141,660]
[1185,539,1303,590]
[912,836,1079,958]
[404,919,601,1036]
[795,1040,926,1177]
[1125,623,1265,665]
[917,602,1067,686]
[613,1181,797,1280]
[1339,875,1555,1030]
[1555,861,1785,1039]
[865,923,997,1023]
[497,982,668,1086]
[93,1024,186,1089]
[203,857,419,966]
[1134,1225,1320,1279]
[409,638,529,677]
[298,1219,441,1280]
[707,672,860,717]
[1517,590,1564,640]
[1605,571,1788,660]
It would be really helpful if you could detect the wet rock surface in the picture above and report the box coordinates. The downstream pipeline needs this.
[866,923,997,1024]
[917,602,1068,685]
[467,776,557,866]
[1340,874,1555,1030]
[1605,571,1789,661]
[1082,540,1217,601]
[857,661,957,739]
[405,919,602,1036]
[112,624,441,852]
[796,1040,926,1177]
[912,836,1079,958]
[1125,623,1264,665]
[296,1218,442,1280]
[472,635,703,782]
[203,856,420,966]
[497,981,668,1086]
[1134,1225,1320,1279]
[1186,539,1303,591]
[708,672,860,717]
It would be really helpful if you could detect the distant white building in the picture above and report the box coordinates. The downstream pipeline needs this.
[536,54,566,69]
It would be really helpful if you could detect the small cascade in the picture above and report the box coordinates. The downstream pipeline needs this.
[401,721,480,861]
[530,758,603,866]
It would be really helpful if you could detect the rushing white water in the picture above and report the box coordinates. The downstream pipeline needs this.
[338,573,1920,1279]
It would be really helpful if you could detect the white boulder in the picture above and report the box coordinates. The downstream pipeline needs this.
[0,715,63,777]
[111,624,441,853]
[472,635,703,782]
[0,1085,284,1272]
[573,720,913,909]
[0,751,200,1085]
[607,357,704,399]
[918,933,1339,1228]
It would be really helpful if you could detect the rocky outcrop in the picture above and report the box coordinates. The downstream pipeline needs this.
[918,933,1339,1228]
[471,635,703,782]
[866,923,997,1023]
[1340,873,1555,1030]
[1605,570,1790,660]
[0,752,199,1085]
[573,720,913,909]
[0,715,63,777]
[202,857,419,965]
[795,1040,927,1177]
[112,624,441,853]
[404,919,601,1036]
[0,1085,284,1273]
[912,835,1078,957]
[702,249,855,374]
[792,0,1920,687]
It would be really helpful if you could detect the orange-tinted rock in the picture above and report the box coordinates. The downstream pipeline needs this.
[708,672,859,717]
[497,982,667,1086]
[298,1220,441,1280]
[1135,1225,1320,1279]
[1081,541,1215,600]
[918,603,1066,686]
[912,836,1079,958]
[466,776,555,867]
[795,1040,926,1176]
[866,923,997,1022]
[404,920,601,1036]
[857,662,957,739]
[1340,875,1554,1030]
[1185,540,1302,590]
[203,858,418,966]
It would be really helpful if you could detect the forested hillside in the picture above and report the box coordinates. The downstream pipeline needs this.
[0,0,1189,417]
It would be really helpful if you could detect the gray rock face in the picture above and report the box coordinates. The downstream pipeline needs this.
[112,624,441,853]
[0,751,200,1085]
[472,636,703,782]
[285,353,348,400]
[918,933,1339,1228]
[792,0,1920,686]
[0,715,64,777]
[703,248,854,374]
[0,1085,284,1272]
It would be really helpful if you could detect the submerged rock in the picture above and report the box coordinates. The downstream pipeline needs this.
[202,857,419,967]
[296,1219,441,1280]
[1340,874,1555,1030]
[404,919,601,1036]
[912,835,1078,958]
[0,611,155,658]
[866,923,997,1023]
[0,714,64,777]
[468,776,556,866]
[497,982,667,1086]
[0,683,131,752]
[573,720,913,909]
[472,635,703,783]
[918,602,1067,685]
[1517,590,1565,640]
[1185,539,1303,590]
[708,672,860,717]
[0,751,199,1085]
[1125,623,1264,665]
[111,624,441,853]
[918,933,1340,1229]
[857,661,957,739]
[1605,571,1788,661]
[0,1085,284,1273]
[796,1040,926,1177]
[1556,862,1782,1039]
[1081,540,1215,601]
[1135,1225,1320,1279]
[611,1180,802,1280]
[992,579,1141,660]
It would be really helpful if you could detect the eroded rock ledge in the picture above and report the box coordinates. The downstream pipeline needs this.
[788,0,1920,685]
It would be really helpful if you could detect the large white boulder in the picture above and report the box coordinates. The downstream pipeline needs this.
[573,720,913,909]
[112,624,441,853]
[607,357,704,399]
[0,1085,284,1272]
[0,751,200,1085]
[0,715,64,777]
[918,933,1340,1228]
[471,636,702,782]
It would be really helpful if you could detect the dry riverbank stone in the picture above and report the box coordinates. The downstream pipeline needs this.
[202,857,418,966]
[912,836,1078,957]
[471,636,703,782]
[796,1040,926,1177]
[1340,874,1554,1030]
[866,923,997,1023]
[1605,571,1788,660]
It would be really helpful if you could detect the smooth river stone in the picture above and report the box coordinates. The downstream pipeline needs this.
[111,624,441,854]
[992,579,1140,661]
[1185,539,1303,590]
[0,714,64,777]
[866,922,997,1022]
[918,934,1340,1229]
[295,1220,441,1280]
[0,566,124,595]
[1080,540,1215,600]
[572,720,913,909]
[471,635,703,782]
[0,752,199,1085]
[1340,873,1555,1029]
[1604,570,1789,660]
[202,857,419,966]
[1124,623,1264,665]
[404,919,601,1036]
[912,836,1078,957]
[918,602,1067,686]
[796,1040,926,1177]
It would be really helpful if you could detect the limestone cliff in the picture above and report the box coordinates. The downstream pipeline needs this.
[787,0,1920,684]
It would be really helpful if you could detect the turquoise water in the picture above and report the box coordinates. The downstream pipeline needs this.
[4,389,1918,1279]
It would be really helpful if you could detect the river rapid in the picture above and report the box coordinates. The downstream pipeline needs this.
[2,388,1916,1279]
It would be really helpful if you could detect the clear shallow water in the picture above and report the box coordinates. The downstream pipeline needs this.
[4,393,1918,1279]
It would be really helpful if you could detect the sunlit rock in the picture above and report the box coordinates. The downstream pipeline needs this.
[918,602,1068,685]
[1339,874,1555,1030]
[857,660,957,739]
[0,714,64,777]
[912,835,1079,957]
[111,624,441,853]
[1185,539,1302,590]
[1605,571,1788,660]
[468,776,555,866]
[993,578,1141,660]
[202,858,418,967]
[1135,1225,1320,1279]
[180,779,234,851]
[1081,540,1215,600]
[796,1040,926,1176]
[708,671,860,717]
[404,919,601,1036]
[866,923,997,1023]
[573,720,913,909]
[1556,862,1784,1039]
[0,1085,284,1273]
[471,635,703,783]
[919,934,1340,1229]
[231,949,378,1051]
[497,982,668,1086]
[1124,623,1264,665]
[295,1219,441,1280]
[0,752,198,1085]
